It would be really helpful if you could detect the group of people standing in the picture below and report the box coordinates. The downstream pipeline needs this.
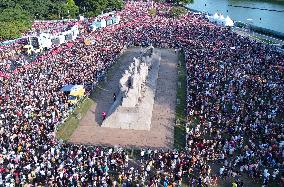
[0,1,283,186]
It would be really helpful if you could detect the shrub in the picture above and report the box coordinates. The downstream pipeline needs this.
[148,8,157,17]
[169,6,187,17]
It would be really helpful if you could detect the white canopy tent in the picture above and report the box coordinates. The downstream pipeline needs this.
[225,16,234,27]
[206,13,234,27]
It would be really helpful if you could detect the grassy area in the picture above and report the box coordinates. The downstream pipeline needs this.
[174,50,187,150]
[174,48,201,152]
[56,97,94,141]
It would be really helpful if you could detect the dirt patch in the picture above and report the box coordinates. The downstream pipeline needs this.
[69,48,178,149]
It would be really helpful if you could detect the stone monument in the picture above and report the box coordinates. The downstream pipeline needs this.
[102,46,161,130]
[119,57,149,108]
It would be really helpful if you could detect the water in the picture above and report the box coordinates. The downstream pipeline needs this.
[187,0,284,33]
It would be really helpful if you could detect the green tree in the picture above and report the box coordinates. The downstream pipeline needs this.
[169,6,187,17]
[0,6,32,39]
[107,0,124,11]
[48,1,65,20]
[17,0,53,19]
[74,0,99,17]
[0,0,16,9]
[63,0,79,18]
[75,0,123,17]
[148,8,157,17]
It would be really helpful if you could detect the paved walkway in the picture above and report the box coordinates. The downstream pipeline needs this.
[69,48,178,149]
[233,27,284,46]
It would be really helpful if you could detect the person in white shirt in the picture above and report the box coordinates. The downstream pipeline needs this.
[219,166,225,176]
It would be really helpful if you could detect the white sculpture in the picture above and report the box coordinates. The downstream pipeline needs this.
[120,51,152,108]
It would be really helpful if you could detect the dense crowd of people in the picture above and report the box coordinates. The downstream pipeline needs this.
[0,19,78,75]
[29,20,78,35]
[0,1,283,186]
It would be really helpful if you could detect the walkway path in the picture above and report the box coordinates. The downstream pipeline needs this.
[233,27,284,46]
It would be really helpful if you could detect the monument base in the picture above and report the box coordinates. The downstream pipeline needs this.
[101,49,161,130]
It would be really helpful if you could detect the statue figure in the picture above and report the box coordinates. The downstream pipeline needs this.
[120,47,153,107]
[119,70,131,98]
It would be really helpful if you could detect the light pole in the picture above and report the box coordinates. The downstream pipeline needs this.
[246,18,253,36]
[35,13,39,21]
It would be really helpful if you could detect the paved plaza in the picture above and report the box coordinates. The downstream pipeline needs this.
[69,48,178,149]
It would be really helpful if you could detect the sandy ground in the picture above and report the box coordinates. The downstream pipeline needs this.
[69,48,178,149]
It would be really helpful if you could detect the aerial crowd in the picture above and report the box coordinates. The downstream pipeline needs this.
[0,1,283,186]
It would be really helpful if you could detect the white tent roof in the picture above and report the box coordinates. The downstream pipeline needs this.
[213,13,219,19]
[207,13,234,27]
[219,15,225,21]
[225,16,234,27]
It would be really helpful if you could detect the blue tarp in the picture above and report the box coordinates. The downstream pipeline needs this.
[61,84,75,92]
[0,39,17,46]
[95,21,101,28]
[91,21,102,29]
[111,17,117,23]
[106,19,113,25]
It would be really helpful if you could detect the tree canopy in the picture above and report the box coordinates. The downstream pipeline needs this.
[74,0,124,17]
[169,6,187,17]
[148,8,157,17]
[0,6,32,39]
